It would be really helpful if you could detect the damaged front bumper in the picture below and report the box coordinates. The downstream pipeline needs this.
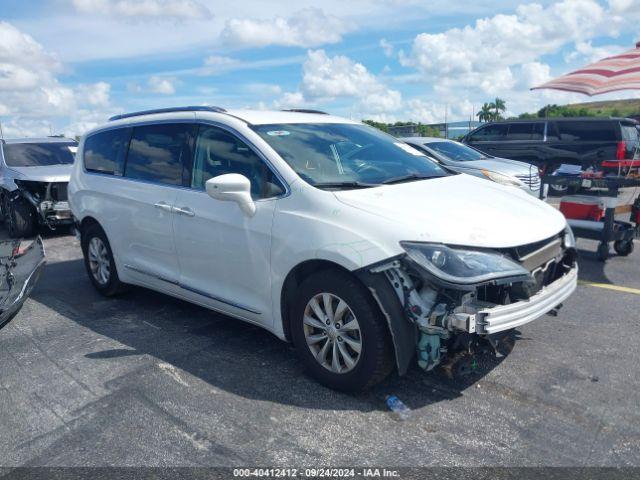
[462,266,577,335]
[358,235,578,376]
[0,237,46,331]
[12,181,73,228]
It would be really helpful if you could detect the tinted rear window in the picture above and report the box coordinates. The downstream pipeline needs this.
[556,121,617,142]
[84,128,131,175]
[3,142,76,167]
[124,123,196,186]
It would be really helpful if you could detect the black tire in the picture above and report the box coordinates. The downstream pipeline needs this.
[81,223,127,296]
[548,183,568,197]
[291,269,394,391]
[614,240,634,257]
[4,195,36,238]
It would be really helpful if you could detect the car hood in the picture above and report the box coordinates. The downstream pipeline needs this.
[8,165,72,183]
[333,174,565,249]
[448,157,537,176]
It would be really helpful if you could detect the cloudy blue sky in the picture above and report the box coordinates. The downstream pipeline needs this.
[1,0,639,137]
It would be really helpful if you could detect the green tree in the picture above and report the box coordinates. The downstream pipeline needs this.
[477,103,494,122]
[491,97,506,120]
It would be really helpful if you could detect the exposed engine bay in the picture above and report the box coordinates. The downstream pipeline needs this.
[358,230,578,377]
[11,180,73,228]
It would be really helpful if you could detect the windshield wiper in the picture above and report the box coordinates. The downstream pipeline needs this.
[314,181,378,190]
[381,173,440,185]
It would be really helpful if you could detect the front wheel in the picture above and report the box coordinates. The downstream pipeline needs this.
[291,270,394,391]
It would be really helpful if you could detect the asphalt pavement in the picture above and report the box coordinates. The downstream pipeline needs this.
[0,225,639,468]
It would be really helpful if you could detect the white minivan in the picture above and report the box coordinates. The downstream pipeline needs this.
[69,106,578,390]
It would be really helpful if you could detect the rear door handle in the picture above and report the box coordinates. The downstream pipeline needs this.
[154,201,173,212]
[173,206,195,217]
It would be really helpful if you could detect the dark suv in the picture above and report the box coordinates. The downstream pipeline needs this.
[462,117,639,173]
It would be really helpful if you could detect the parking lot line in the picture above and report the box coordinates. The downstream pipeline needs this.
[578,280,640,296]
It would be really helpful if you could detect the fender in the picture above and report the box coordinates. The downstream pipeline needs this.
[356,269,417,376]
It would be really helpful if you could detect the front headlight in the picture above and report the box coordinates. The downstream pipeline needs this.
[481,169,523,187]
[401,242,530,285]
[564,225,576,249]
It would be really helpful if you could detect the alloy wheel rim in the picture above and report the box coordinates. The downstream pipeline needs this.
[88,237,111,285]
[303,292,362,374]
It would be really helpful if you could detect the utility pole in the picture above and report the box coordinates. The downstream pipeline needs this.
[444,104,448,138]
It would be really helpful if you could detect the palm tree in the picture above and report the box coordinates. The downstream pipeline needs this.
[477,103,494,122]
[491,97,506,120]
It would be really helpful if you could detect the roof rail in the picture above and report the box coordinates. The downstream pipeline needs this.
[109,106,226,122]
[281,109,329,115]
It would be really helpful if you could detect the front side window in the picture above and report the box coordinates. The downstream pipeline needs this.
[192,126,284,199]
[84,128,131,175]
[3,142,76,167]
[468,124,508,142]
[424,141,486,162]
[253,123,447,187]
[505,123,534,141]
[124,123,196,186]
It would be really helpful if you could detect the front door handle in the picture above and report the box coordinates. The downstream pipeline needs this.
[173,206,195,217]
[154,201,173,212]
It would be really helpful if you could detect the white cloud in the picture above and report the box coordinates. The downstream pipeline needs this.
[0,21,116,137]
[380,38,394,57]
[400,0,608,86]
[199,55,241,75]
[274,49,402,117]
[564,41,625,64]
[300,50,392,99]
[75,81,111,107]
[221,8,354,48]
[71,0,212,20]
[518,62,551,89]
[148,76,176,95]
[273,91,306,109]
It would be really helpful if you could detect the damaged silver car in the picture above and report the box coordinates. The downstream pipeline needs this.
[0,137,77,238]
[0,237,45,332]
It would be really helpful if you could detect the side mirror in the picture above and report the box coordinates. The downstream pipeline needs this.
[205,174,256,216]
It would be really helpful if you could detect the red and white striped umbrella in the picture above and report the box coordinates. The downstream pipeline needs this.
[532,41,640,96]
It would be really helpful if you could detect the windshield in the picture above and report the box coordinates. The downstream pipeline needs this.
[3,142,77,167]
[425,141,487,162]
[253,123,447,188]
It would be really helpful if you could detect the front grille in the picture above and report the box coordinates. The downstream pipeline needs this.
[477,233,574,303]
[515,173,541,191]
[510,233,563,261]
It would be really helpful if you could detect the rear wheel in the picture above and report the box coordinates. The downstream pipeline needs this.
[3,195,36,238]
[291,270,394,391]
[81,223,127,296]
